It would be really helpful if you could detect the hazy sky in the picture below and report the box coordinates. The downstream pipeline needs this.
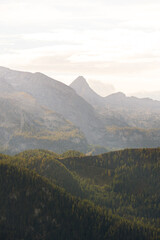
[0,0,160,95]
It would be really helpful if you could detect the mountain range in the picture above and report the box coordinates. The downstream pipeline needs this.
[70,76,160,148]
[71,76,160,116]
[0,66,160,154]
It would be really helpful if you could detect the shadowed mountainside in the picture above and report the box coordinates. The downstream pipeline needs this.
[0,153,159,239]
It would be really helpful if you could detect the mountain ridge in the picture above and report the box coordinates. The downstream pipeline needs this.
[0,66,160,151]
[0,67,105,145]
[70,76,104,107]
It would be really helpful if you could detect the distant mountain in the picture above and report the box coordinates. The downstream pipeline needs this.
[0,67,104,145]
[0,66,160,151]
[132,91,160,101]
[102,92,160,130]
[0,91,88,154]
[105,92,160,113]
[70,75,160,115]
[70,76,160,148]
[70,76,104,107]
[0,78,15,93]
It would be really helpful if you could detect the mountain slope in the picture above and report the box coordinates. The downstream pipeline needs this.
[15,149,83,196]
[0,160,158,240]
[0,67,104,144]
[61,148,160,228]
[105,92,160,113]
[0,92,88,154]
[70,75,160,127]
[70,76,104,107]
[70,75,160,114]
[70,76,160,148]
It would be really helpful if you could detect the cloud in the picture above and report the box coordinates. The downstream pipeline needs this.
[23,53,160,78]
[0,0,160,94]
[0,0,160,32]
[88,80,115,97]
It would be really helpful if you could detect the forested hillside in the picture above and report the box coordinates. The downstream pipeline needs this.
[1,148,159,238]
[0,160,158,240]
[15,149,82,196]
[61,148,160,228]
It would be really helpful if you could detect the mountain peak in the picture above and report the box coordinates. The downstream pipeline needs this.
[70,76,104,107]
[70,76,89,88]
[106,92,126,100]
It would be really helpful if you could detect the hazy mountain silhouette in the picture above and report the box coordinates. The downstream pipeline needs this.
[70,75,160,148]
[0,91,88,154]
[70,75,160,113]
[0,66,160,151]
[70,76,104,107]
[105,92,160,113]
[0,67,104,145]
[132,91,160,101]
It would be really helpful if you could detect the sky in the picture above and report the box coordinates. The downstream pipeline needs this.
[0,0,160,97]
